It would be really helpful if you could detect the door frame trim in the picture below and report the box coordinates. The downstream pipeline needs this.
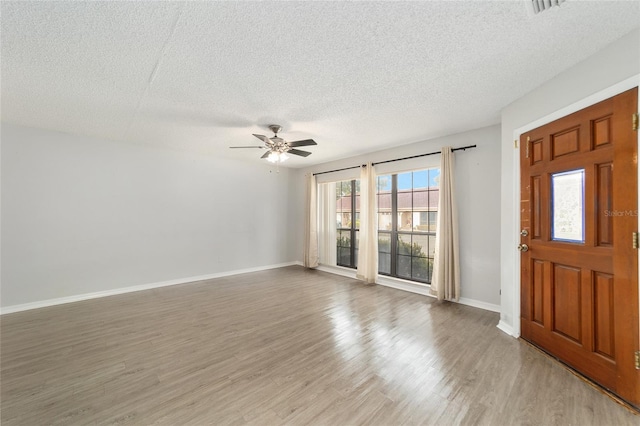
[507,74,640,338]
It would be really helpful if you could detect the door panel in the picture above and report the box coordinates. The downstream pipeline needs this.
[551,127,580,158]
[532,259,545,325]
[593,115,612,148]
[520,87,639,407]
[552,263,582,343]
[596,163,613,246]
[593,271,615,360]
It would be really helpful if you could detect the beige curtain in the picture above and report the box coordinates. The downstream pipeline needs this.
[356,163,378,284]
[431,147,460,301]
[317,182,337,266]
[303,174,319,268]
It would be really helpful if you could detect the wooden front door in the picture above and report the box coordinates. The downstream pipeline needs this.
[520,87,639,407]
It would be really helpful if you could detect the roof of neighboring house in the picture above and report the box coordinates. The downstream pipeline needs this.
[336,188,439,212]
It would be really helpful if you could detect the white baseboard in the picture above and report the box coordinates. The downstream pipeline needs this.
[497,320,519,338]
[317,265,501,314]
[316,264,358,279]
[3,261,504,317]
[0,261,300,315]
[458,297,501,313]
[376,275,433,297]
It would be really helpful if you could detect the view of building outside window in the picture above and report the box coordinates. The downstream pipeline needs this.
[378,169,440,283]
[336,179,360,268]
[334,168,439,285]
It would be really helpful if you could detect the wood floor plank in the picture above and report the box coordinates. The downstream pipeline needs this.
[1,266,638,425]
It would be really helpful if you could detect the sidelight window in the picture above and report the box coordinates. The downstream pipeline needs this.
[336,179,360,268]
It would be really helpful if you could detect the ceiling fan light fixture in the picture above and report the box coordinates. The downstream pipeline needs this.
[267,151,289,163]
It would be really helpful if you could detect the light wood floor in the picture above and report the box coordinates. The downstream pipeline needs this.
[1,266,637,425]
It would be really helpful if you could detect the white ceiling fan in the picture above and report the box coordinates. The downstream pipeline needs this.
[229,125,317,163]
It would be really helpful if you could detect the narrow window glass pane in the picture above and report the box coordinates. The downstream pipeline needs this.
[398,191,412,212]
[412,257,430,282]
[412,234,428,257]
[336,193,346,212]
[341,181,352,197]
[398,213,413,231]
[413,170,428,189]
[338,248,351,266]
[428,211,437,232]
[339,212,351,228]
[420,212,428,228]
[552,169,585,242]
[377,193,391,215]
[413,190,428,210]
[354,195,360,227]
[397,255,411,278]
[398,172,412,190]
[340,195,351,212]
[338,230,350,247]
[355,179,361,195]
[428,189,439,211]
[378,253,391,274]
[429,169,441,187]
[378,232,391,253]
[428,235,436,257]
[377,192,392,207]
[377,175,392,192]
[413,191,428,231]
[378,212,392,230]
[398,234,412,255]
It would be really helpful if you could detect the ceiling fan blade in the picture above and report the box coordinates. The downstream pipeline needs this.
[261,151,271,159]
[288,139,317,147]
[229,146,265,149]
[288,148,312,157]
[253,134,272,144]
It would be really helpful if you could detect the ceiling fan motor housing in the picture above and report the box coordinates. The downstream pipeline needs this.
[268,124,282,135]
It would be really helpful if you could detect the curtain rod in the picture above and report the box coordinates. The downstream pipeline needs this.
[312,144,477,176]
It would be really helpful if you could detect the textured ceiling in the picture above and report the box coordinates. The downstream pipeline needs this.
[2,1,639,167]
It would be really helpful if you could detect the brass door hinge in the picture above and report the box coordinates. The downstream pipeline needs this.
[633,113,638,131]
[525,136,530,158]
[633,231,639,249]
[635,351,640,370]
[514,139,518,149]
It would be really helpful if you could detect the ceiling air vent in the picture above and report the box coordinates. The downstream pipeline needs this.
[531,0,566,14]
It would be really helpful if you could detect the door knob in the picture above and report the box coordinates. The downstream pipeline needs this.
[518,244,529,252]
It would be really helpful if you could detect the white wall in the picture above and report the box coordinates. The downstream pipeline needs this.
[1,124,299,308]
[499,29,640,336]
[297,125,502,308]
